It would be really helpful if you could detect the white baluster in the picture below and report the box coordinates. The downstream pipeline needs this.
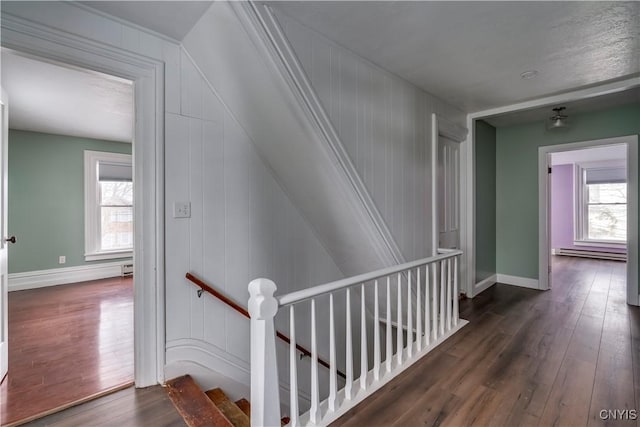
[424,264,430,347]
[248,279,281,427]
[432,263,438,340]
[328,294,337,411]
[396,273,403,366]
[385,277,392,374]
[407,269,413,357]
[360,284,368,390]
[289,306,299,426]
[310,299,319,424]
[416,267,422,352]
[446,258,452,331]
[373,280,381,381]
[345,288,353,400]
[453,256,459,326]
[440,260,445,336]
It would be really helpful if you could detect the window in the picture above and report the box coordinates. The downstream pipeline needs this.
[575,161,627,245]
[85,151,133,261]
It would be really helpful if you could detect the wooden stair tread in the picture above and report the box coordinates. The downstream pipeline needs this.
[234,398,250,418]
[205,388,250,427]
[165,375,234,427]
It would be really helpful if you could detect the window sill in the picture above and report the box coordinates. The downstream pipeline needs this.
[85,251,133,261]
[573,240,626,249]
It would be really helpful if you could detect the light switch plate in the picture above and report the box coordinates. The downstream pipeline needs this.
[173,202,191,218]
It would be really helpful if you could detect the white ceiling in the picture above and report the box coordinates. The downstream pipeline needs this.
[271,1,640,113]
[11,1,635,133]
[1,50,134,143]
[550,144,627,166]
[81,1,212,41]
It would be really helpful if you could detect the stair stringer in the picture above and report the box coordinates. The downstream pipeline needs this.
[225,1,405,275]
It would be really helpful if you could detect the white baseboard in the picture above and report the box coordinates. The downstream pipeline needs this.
[8,260,132,291]
[474,274,497,295]
[496,274,539,290]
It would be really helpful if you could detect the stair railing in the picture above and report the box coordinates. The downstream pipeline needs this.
[185,273,345,380]
[249,250,468,427]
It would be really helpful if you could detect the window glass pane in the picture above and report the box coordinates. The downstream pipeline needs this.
[100,181,133,206]
[587,204,626,241]
[588,183,626,204]
[101,206,133,251]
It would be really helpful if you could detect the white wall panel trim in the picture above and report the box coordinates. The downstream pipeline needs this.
[8,261,132,291]
[496,274,540,290]
[473,274,497,295]
[166,338,312,406]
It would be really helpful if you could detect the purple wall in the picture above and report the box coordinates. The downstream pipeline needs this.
[551,163,626,253]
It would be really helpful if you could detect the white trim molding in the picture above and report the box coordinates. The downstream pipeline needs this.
[474,274,497,295]
[1,9,167,385]
[496,274,539,290]
[538,135,638,306]
[431,113,469,295]
[8,260,132,291]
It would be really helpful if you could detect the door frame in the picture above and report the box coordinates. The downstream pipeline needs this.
[1,15,166,385]
[431,113,468,287]
[538,135,639,305]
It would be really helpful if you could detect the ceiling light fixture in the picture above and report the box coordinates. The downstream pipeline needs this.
[520,70,538,80]
[547,107,570,130]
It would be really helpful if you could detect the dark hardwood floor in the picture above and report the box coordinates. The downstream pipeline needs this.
[0,277,134,426]
[332,256,639,427]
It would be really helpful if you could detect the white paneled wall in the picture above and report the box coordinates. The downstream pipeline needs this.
[274,10,466,261]
[164,46,344,379]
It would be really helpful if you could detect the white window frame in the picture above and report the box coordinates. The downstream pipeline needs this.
[574,159,627,247]
[84,150,133,261]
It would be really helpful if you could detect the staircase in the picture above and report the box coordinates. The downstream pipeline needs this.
[165,375,289,427]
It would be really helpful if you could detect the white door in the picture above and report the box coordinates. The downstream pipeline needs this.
[0,89,9,384]
[438,135,460,250]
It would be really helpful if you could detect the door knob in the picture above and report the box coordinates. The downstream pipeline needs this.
[4,236,16,244]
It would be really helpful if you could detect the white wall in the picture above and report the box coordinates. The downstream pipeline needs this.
[164,62,344,386]
[273,9,467,261]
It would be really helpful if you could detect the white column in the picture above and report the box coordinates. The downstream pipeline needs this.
[248,278,281,427]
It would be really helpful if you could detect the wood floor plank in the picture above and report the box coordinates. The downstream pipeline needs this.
[21,385,185,427]
[0,277,134,426]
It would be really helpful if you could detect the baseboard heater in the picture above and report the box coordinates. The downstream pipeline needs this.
[553,248,626,261]
[121,263,134,277]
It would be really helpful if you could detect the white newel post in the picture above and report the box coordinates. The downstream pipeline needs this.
[249,278,281,427]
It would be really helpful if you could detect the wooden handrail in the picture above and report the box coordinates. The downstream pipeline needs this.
[185,272,346,379]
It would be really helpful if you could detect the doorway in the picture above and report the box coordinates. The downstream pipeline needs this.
[1,10,166,393]
[438,135,461,250]
[539,135,639,306]
[0,49,136,425]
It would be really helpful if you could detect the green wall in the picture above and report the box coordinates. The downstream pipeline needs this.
[495,103,640,279]
[8,130,132,274]
[475,120,497,283]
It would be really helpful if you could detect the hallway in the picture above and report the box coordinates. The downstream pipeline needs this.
[333,257,639,426]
